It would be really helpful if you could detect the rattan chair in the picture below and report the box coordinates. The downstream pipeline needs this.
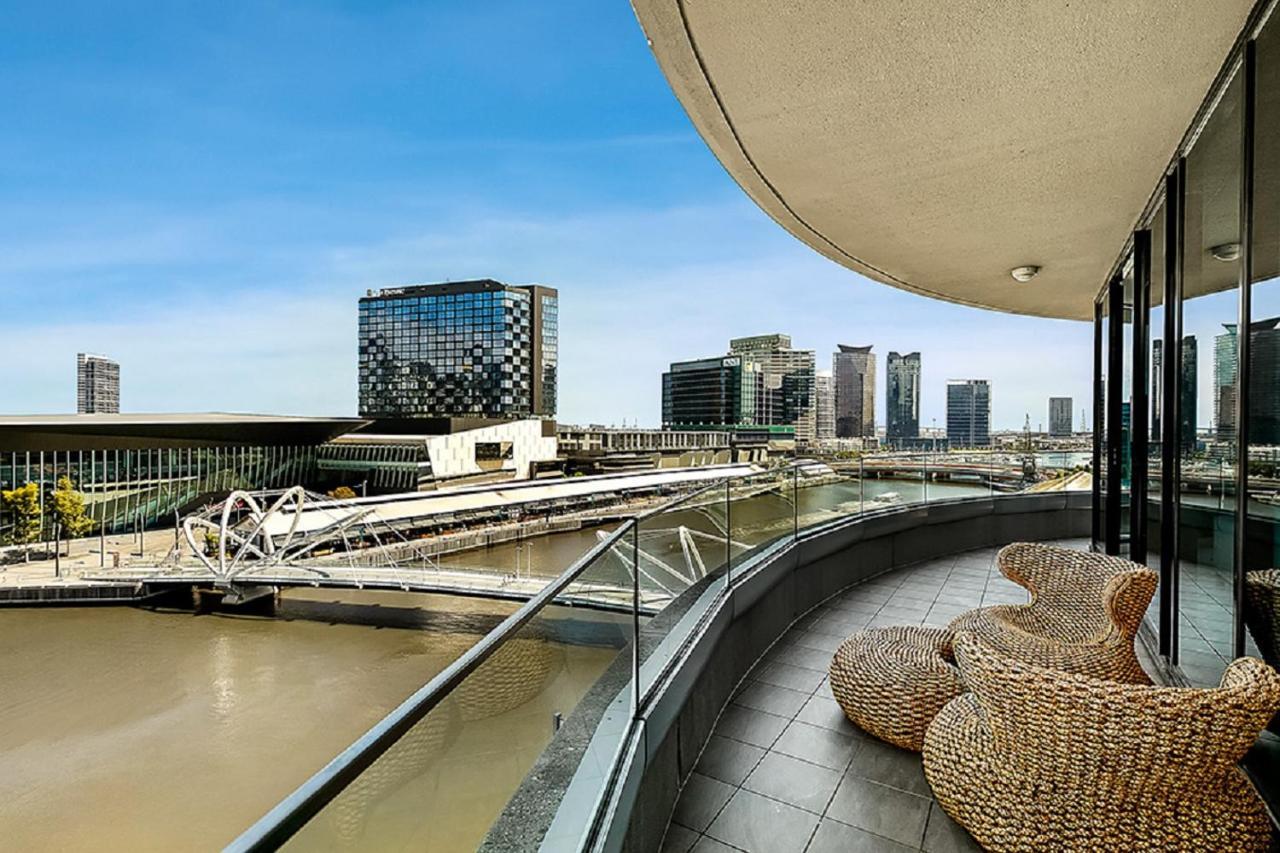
[1245,568,1280,733]
[946,542,1156,684]
[923,632,1280,852]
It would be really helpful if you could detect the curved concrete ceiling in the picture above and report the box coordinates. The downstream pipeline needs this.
[632,0,1256,320]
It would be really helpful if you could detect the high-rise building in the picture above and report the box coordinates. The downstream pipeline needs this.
[833,345,875,438]
[814,370,835,441]
[1214,324,1238,440]
[946,379,991,446]
[728,334,816,442]
[358,280,558,420]
[1208,318,1280,446]
[76,353,119,414]
[1152,339,1162,439]
[1181,336,1198,451]
[1048,396,1073,436]
[886,351,921,441]
[1248,317,1280,445]
[1152,336,1199,450]
[662,355,764,430]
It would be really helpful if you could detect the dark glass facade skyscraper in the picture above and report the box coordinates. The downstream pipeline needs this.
[886,351,920,441]
[358,280,558,419]
[661,356,759,430]
[833,345,875,438]
[945,379,990,447]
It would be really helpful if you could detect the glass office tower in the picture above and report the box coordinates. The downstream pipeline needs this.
[886,351,921,441]
[358,280,558,420]
[946,379,991,447]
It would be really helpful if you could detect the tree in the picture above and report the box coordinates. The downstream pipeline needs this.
[49,476,95,544]
[1,483,42,552]
[327,486,358,500]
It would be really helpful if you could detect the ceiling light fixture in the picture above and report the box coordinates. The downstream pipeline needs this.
[1210,242,1241,262]
[1010,265,1040,283]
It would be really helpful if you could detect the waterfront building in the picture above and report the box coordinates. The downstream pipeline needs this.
[727,334,816,442]
[661,355,756,431]
[832,344,875,438]
[319,418,558,492]
[946,379,991,447]
[885,351,921,442]
[76,353,119,414]
[0,414,361,534]
[1049,396,1074,436]
[814,369,835,440]
[358,279,558,420]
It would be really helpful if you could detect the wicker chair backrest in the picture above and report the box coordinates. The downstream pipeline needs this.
[952,631,1280,796]
[995,542,1157,644]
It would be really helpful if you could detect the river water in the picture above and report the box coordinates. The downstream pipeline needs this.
[0,592,628,851]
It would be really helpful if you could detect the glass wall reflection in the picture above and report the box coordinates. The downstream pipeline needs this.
[1178,66,1242,687]
[1245,19,1280,724]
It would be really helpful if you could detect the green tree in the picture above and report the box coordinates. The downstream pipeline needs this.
[1,483,43,552]
[49,476,95,544]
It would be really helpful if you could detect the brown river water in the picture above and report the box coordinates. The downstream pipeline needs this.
[0,590,627,851]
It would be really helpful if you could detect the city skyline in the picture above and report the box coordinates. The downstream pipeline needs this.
[0,2,1093,431]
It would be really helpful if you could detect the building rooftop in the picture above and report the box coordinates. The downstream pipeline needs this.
[0,412,366,451]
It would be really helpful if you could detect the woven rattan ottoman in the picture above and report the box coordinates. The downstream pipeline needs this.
[829,625,963,751]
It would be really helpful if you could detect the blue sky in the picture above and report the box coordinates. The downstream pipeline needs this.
[0,1,1091,431]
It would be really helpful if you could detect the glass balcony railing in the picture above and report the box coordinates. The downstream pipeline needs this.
[227,450,1087,852]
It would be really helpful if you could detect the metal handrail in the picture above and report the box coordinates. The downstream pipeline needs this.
[227,517,641,852]
[225,465,770,852]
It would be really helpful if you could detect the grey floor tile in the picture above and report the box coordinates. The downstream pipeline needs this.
[690,836,740,852]
[734,681,811,718]
[825,776,931,848]
[852,739,930,796]
[922,802,982,852]
[742,751,842,813]
[773,720,863,770]
[696,734,766,786]
[753,662,827,694]
[795,689,851,731]
[660,822,700,853]
[706,789,820,853]
[828,597,883,616]
[718,704,791,748]
[809,610,871,638]
[767,642,835,673]
[672,772,736,832]
[806,818,916,853]
[791,630,846,654]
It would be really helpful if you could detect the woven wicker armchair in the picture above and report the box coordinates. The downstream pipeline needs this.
[923,632,1280,852]
[1245,568,1280,733]
[946,542,1156,684]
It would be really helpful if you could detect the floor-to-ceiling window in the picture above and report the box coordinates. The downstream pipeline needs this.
[1244,18,1280,702]
[1146,202,1167,638]
[1176,63,1243,686]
